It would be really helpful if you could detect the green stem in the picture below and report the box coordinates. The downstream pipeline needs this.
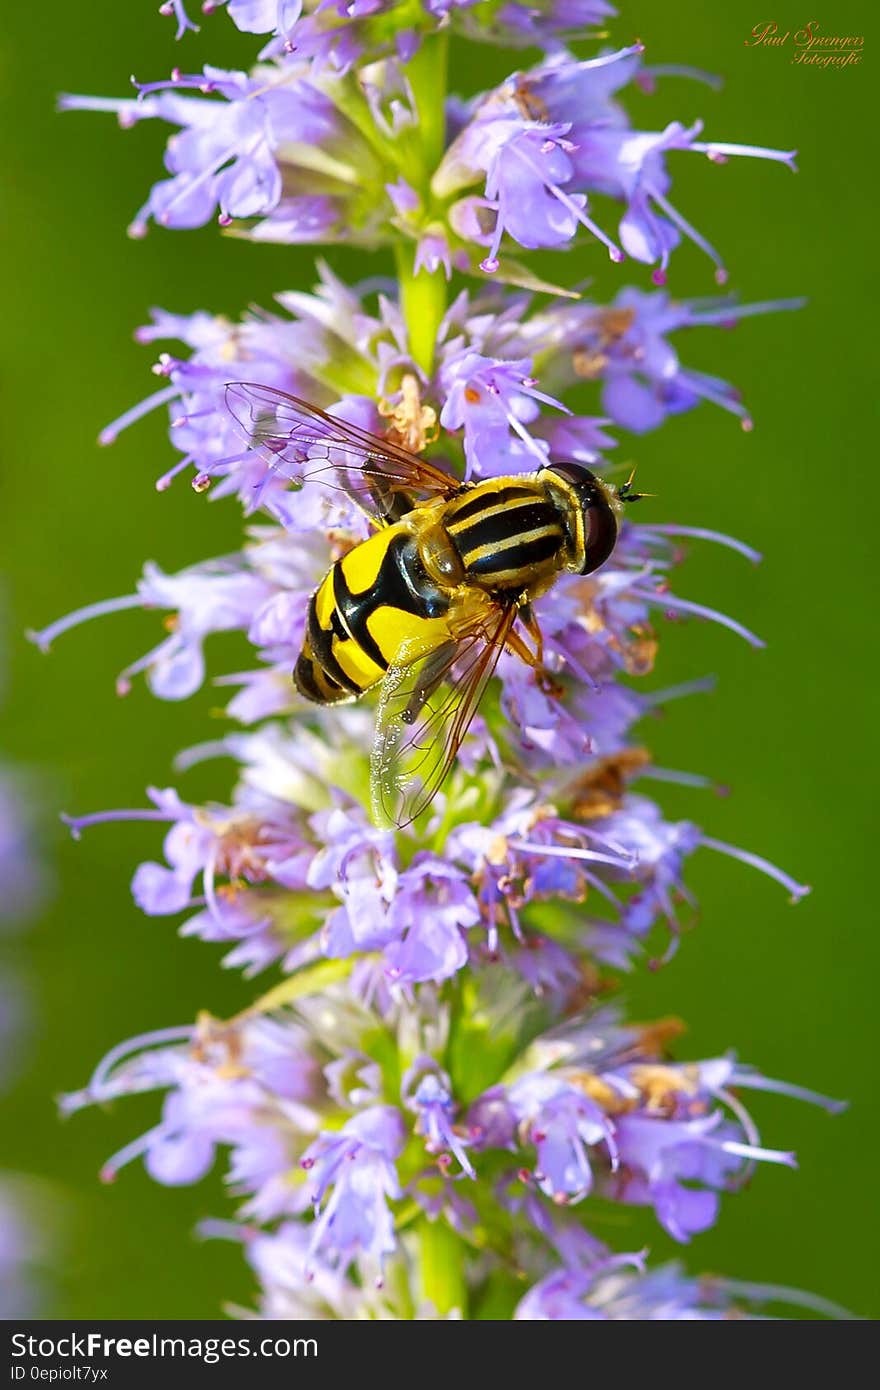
[396,241,448,377]
[408,31,449,178]
[395,29,450,376]
[416,1217,468,1318]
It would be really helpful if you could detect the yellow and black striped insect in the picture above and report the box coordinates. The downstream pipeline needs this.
[226,382,640,828]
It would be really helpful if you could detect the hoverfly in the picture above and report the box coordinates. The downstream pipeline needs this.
[225,382,639,829]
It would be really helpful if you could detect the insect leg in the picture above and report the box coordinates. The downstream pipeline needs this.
[504,626,543,669]
[516,602,545,667]
[507,607,563,698]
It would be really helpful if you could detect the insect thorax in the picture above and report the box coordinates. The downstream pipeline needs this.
[441,478,569,592]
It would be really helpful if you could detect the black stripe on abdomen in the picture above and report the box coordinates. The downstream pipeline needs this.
[306,592,359,694]
[335,534,449,670]
[294,651,349,704]
[332,561,389,673]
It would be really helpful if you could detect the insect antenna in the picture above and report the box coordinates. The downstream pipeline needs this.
[617,464,655,504]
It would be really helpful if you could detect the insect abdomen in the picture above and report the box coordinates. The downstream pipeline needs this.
[446,483,565,589]
[295,527,451,707]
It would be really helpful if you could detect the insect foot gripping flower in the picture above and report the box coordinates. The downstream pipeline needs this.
[49,0,852,1322]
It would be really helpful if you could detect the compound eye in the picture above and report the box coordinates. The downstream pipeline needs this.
[548,461,598,489]
[581,494,618,575]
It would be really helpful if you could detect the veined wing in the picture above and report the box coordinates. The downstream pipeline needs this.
[371,603,517,830]
[225,382,459,520]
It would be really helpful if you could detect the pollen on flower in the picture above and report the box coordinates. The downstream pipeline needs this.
[512,80,550,124]
[572,1073,634,1115]
[572,349,607,379]
[622,631,659,676]
[379,375,438,453]
[570,749,652,820]
[629,1063,699,1113]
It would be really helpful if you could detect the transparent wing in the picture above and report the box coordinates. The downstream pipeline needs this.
[371,603,517,829]
[225,382,459,519]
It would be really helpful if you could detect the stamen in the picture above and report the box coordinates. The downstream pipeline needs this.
[633,586,765,648]
[171,407,214,427]
[158,1,200,41]
[642,676,716,706]
[127,205,151,239]
[174,739,234,771]
[650,930,681,969]
[648,187,727,282]
[27,593,144,653]
[580,870,623,909]
[714,1084,764,1184]
[691,141,798,171]
[676,366,752,425]
[687,296,806,328]
[132,73,209,99]
[100,1124,166,1183]
[508,839,637,870]
[505,408,553,465]
[196,1219,251,1245]
[701,835,810,902]
[522,382,571,413]
[58,95,145,118]
[86,1025,194,1099]
[202,844,221,922]
[706,1136,797,1168]
[99,384,179,446]
[642,524,761,564]
[115,639,172,697]
[640,766,714,789]
[729,1069,847,1114]
[61,806,179,840]
[639,64,723,92]
[572,42,646,73]
[575,824,637,861]
[156,454,196,492]
[717,1278,855,1321]
[554,645,600,692]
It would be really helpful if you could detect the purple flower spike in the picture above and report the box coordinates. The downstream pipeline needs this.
[49,0,846,1324]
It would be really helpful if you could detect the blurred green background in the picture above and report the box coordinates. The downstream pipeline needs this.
[1,0,876,1318]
